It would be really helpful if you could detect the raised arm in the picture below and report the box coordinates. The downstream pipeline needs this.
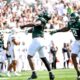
[20,21,41,29]
[50,26,70,35]
[56,27,70,32]
[20,23,35,29]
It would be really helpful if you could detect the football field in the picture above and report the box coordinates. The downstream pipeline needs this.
[0,69,77,80]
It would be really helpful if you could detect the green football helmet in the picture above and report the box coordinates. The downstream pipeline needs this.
[38,11,51,22]
[70,12,79,22]
[42,11,51,21]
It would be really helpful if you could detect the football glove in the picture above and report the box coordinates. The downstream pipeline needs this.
[50,30,57,35]
[20,25,25,29]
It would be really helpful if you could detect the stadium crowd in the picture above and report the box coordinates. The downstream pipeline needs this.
[0,0,80,77]
[0,0,80,30]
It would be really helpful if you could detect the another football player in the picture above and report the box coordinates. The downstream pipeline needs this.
[0,32,7,75]
[50,12,80,80]
[6,29,20,77]
[20,11,55,80]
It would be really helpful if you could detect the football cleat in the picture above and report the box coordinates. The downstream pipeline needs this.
[6,72,11,77]
[77,72,80,80]
[49,72,55,80]
[27,72,37,80]
[14,72,20,76]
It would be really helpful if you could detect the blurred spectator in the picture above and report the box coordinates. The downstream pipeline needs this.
[62,43,71,68]
[50,41,58,69]
[66,3,73,15]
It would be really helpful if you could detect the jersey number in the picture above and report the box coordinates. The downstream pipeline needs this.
[71,29,78,37]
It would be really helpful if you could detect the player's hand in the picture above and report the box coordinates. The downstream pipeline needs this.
[20,26,25,29]
[50,30,57,35]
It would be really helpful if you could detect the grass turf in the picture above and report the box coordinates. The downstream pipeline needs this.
[0,69,77,80]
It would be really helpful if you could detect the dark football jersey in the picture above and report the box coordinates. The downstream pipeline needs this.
[32,17,47,38]
[0,39,4,48]
[32,26,44,38]
[68,21,80,40]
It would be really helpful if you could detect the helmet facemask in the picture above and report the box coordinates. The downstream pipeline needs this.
[69,12,79,23]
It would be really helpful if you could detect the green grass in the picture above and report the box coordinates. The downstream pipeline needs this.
[0,69,77,80]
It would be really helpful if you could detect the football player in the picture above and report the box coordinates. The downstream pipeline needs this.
[20,11,55,80]
[6,29,20,77]
[0,32,7,75]
[50,12,80,80]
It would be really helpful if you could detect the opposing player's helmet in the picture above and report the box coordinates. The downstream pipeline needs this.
[70,12,79,22]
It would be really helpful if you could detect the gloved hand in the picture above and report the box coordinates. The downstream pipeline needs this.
[20,26,25,29]
[50,30,57,35]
